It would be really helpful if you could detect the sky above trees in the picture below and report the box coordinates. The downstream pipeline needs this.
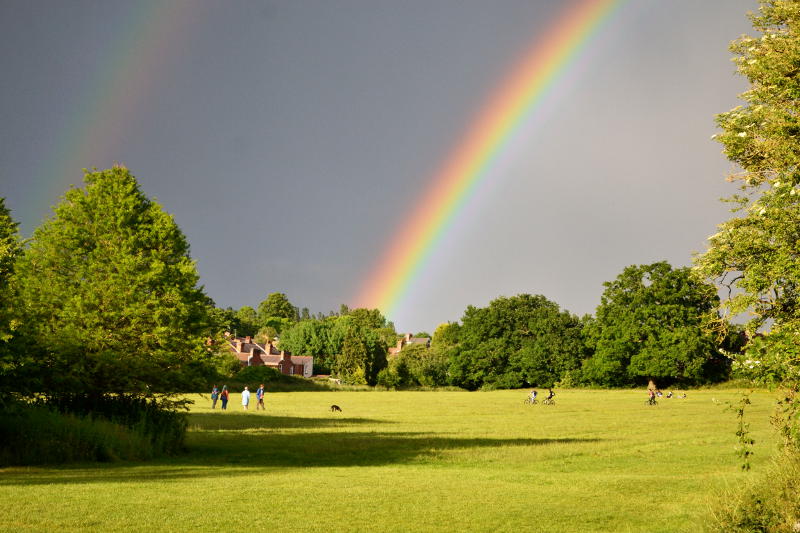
[1,0,758,332]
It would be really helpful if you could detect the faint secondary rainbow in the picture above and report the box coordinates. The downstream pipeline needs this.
[354,0,627,319]
[23,1,197,233]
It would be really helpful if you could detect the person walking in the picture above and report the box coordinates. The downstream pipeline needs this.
[241,386,251,411]
[256,384,265,410]
[211,385,219,409]
[220,385,229,410]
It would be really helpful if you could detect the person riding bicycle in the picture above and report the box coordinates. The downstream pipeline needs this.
[648,388,656,405]
[546,388,555,401]
[529,389,538,401]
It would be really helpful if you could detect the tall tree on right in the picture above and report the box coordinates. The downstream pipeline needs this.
[582,262,723,387]
[694,1,800,444]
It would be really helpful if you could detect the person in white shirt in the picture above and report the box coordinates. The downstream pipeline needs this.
[241,386,251,410]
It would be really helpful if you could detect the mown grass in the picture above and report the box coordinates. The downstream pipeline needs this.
[0,389,780,532]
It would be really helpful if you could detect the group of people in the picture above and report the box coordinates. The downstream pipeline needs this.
[210,384,267,411]
[648,389,687,404]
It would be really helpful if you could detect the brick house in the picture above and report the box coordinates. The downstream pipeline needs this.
[227,335,313,377]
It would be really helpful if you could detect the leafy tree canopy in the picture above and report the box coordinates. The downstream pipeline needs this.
[257,292,297,323]
[14,167,215,396]
[583,262,723,387]
[234,306,259,337]
[0,198,28,397]
[449,294,586,390]
[695,1,800,388]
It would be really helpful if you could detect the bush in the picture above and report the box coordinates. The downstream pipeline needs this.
[706,451,800,532]
[0,403,154,465]
[42,394,188,456]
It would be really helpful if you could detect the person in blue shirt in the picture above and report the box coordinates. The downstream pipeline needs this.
[256,384,265,410]
[211,385,219,409]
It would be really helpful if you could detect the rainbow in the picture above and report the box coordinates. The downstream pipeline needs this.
[22,1,198,233]
[354,0,627,320]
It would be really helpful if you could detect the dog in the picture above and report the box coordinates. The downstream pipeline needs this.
[330,404,342,412]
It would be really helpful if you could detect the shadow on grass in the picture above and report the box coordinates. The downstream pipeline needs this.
[187,412,386,431]
[0,431,601,486]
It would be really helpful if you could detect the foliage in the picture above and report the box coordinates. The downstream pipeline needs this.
[257,292,298,324]
[207,306,239,335]
[0,198,29,399]
[0,403,153,465]
[0,197,21,342]
[278,318,335,373]
[448,294,586,390]
[403,343,450,387]
[43,393,188,454]
[279,308,392,379]
[432,322,461,348]
[0,394,188,465]
[376,354,411,388]
[694,0,800,447]
[261,316,293,336]
[708,451,800,532]
[377,343,449,388]
[582,262,724,387]
[334,324,387,385]
[222,364,327,392]
[234,306,259,337]
[13,166,217,397]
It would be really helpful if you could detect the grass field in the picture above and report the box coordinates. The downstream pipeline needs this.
[0,388,781,532]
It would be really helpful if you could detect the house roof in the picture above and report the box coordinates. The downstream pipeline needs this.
[227,337,312,365]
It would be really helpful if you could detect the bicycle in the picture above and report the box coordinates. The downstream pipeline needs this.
[646,397,658,406]
[542,397,555,406]
[524,397,538,405]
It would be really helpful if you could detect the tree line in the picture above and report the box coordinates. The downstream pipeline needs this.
[0,168,747,402]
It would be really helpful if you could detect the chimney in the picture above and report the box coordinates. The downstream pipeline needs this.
[245,335,252,344]
[234,339,242,352]
[405,333,412,342]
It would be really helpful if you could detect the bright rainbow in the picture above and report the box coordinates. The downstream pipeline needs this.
[354,0,627,319]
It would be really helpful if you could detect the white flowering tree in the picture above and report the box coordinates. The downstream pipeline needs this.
[694,0,800,445]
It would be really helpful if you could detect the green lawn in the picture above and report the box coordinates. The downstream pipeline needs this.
[0,389,780,532]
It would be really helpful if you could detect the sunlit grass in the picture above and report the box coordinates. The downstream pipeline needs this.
[0,389,780,532]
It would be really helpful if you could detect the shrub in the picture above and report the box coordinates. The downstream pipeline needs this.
[706,451,800,532]
[0,403,153,465]
[38,394,188,456]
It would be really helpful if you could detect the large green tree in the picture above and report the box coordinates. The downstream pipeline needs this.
[15,167,215,397]
[448,294,586,390]
[582,262,723,387]
[693,2,800,452]
[695,1,800,388]
[257,292,298,324]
